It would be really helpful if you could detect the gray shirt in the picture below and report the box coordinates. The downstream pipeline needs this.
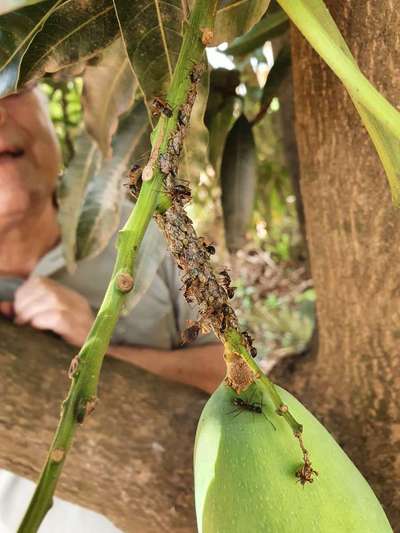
[0,205,212,350]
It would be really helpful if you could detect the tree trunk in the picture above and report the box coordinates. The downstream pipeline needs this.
[0,318,206,532]
[272,1,400,528]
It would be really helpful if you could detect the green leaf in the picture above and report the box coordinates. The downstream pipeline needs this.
[220,114,257,253]
[0,0,48,16]
[0,0,62,96]
[225,9,288,55]
[75,102,150,263]
[82,38,138,158]
[252,43,291,124]
[213,0,270,45]
[113,0,183,105]
[277,0,400,205]
[17,0,120,89]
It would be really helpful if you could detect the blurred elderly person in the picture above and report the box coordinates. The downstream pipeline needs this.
[0,87,224,532]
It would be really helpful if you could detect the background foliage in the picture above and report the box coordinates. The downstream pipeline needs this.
[35,4,315,366]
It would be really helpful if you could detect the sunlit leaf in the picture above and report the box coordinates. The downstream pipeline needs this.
[277,0,400,205]
[225,9,288,55]
[18,0,120,88]
[75,102,150,262]
[0,0,62,96]
[0,0,48,16]
[213,0,270,45]
[252,43,291,124]
[82,38,137,158]
[113,0,183,105]
[220,114,257,252]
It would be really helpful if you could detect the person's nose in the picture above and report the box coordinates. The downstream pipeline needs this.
[0,105,7,126]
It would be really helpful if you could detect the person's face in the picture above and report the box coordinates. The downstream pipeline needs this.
[0,87,61,220]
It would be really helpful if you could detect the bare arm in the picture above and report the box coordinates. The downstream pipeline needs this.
[107,343,225,394]
[9,276,225,394]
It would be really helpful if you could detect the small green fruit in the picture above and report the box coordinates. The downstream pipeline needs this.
[194,383,392,533]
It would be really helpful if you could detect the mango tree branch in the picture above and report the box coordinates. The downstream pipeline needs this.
[18,2,218,531]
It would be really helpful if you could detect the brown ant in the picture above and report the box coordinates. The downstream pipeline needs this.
[159,182,192,207]
[151,96,173,118]
[242,330,253,346]
[173,184,192,205]
[200,238,216,255]
[220,315,227,333]
[242,330,257,358]
[221,303,230,316]
[206,244,216,255]
[219,303,231,333]
[163,182,191,206]
[190,63,206,83]
[229,395,276,430]
[182,276,196,303]
[219,269,235,297]
[181,321,201,344]
[178,108,188,127]
[226,286,236,299]
[219,269,231,284]
[127,164,143,199]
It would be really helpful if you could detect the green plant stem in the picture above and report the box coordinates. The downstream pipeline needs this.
[18,2,218,531]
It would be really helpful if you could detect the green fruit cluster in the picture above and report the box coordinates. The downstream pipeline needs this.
[194,383,392,533]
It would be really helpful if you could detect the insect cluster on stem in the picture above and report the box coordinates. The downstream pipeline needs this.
[154,63,242,343]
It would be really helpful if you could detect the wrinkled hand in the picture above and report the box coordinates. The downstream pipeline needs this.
[11,276,95,347]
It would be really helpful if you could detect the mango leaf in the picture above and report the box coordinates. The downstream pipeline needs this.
[277,0,400,205]
[57,130,102,272]
[225,9,288,55]
[17,0,120,89]
[82,38,137,159]
[220,114,257,253]
[75,102,150,263]
[252,42,291,124]
[213,0,270,46]
[0,0,48,16]
[0,0,62,96]
[113,0,183,105]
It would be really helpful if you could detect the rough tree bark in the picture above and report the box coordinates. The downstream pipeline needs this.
[272,1,400,528]
[0,318,206,532]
